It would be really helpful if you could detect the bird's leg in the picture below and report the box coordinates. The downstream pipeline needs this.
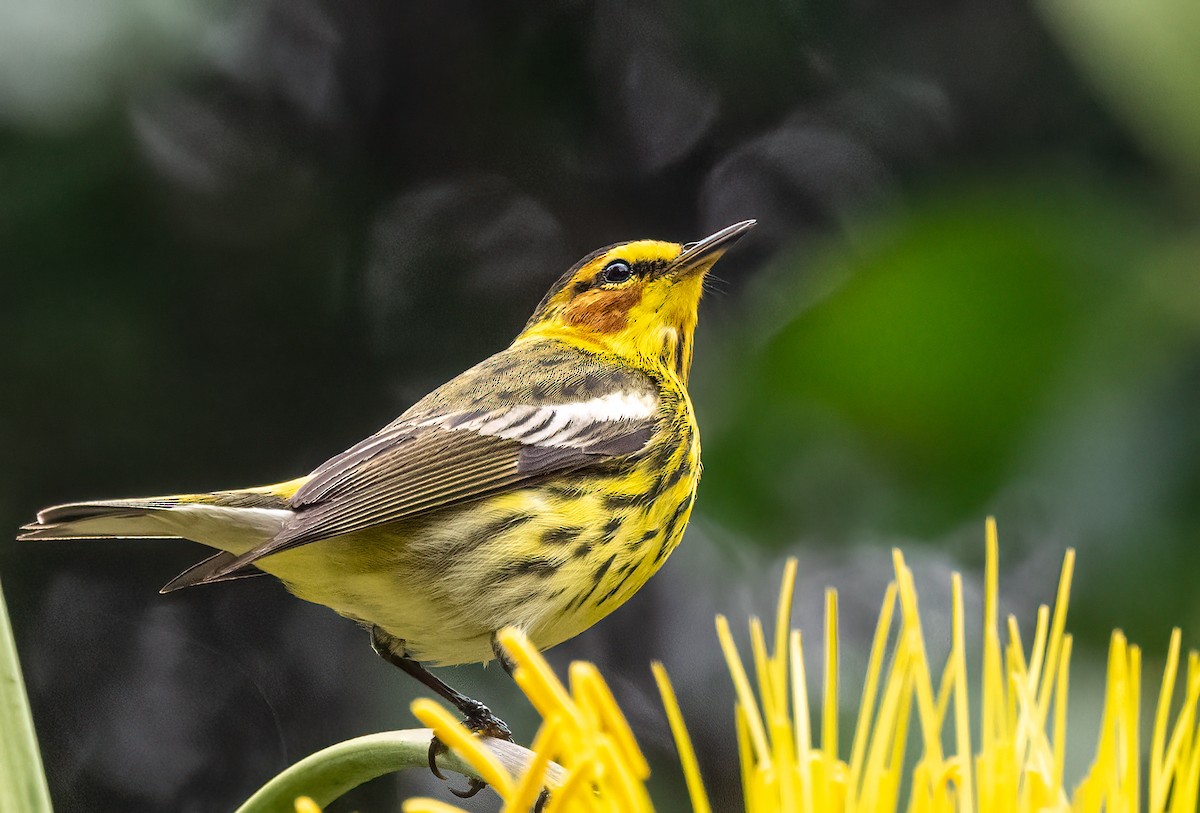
[371,627,512,799]
[490,633,551,813]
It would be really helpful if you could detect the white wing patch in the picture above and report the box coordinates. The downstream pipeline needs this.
[422,391,657,448]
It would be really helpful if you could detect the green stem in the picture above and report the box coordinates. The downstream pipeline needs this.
[235,728,563,813]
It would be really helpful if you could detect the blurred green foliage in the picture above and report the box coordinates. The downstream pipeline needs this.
[1042,0,1200,182]
[703,179,1169,540]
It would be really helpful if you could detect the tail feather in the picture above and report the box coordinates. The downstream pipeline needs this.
[18,488,300,591]
[18,501,183,541]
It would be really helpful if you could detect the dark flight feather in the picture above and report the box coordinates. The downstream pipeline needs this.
[160,552,265,593]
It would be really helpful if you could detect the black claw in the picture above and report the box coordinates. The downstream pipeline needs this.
[448,777,488,799]
[428,737,450,781]
[425,706,515,800]
[429,736,486,797]
[534,787,552,812]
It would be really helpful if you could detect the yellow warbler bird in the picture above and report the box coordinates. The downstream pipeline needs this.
[20,220,754,791]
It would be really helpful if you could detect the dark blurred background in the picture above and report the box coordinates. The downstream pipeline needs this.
[2,0,1198,810]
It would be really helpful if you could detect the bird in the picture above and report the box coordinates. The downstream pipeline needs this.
[20,219,755,795]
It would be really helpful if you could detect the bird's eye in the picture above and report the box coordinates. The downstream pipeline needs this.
[601,260,632,283]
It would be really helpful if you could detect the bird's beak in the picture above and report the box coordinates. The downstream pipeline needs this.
[667,219,757,279]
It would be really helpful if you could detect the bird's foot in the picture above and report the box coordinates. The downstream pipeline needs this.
[429,699,514,799]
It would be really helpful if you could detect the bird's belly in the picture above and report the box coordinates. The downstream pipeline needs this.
[254,457,699,666]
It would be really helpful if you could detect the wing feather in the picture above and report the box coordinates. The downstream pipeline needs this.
[160,552,265,593]
[196,343,660,584]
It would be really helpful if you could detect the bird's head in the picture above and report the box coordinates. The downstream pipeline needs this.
[518,220,755,381]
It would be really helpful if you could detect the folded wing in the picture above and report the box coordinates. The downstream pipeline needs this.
[185,344,659,586]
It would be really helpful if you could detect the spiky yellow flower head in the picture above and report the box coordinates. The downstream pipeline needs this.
[404,627,652,813]
[398,520,1200,812]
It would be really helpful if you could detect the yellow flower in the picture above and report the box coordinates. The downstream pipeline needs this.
[404,627,652,813]
[402,519,1200,812]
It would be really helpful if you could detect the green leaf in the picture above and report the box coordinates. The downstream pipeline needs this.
[0,579,53,813]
